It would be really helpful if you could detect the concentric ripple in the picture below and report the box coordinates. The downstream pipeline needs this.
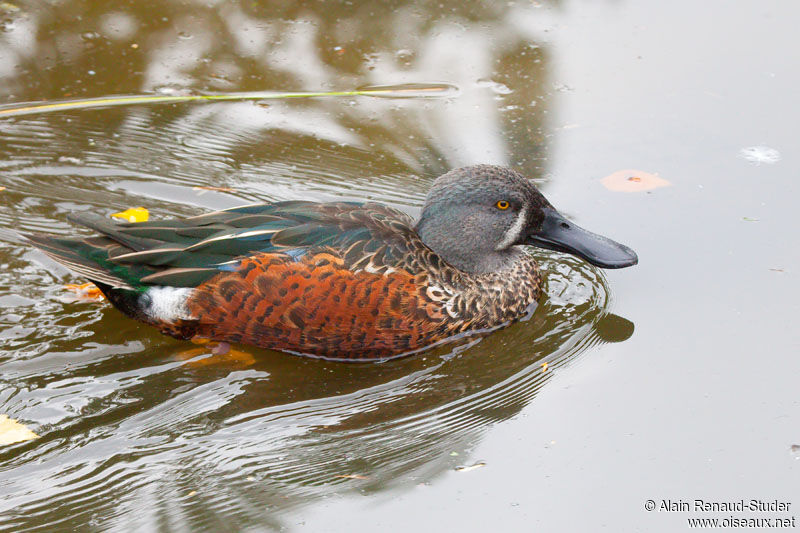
[1,94,628,531]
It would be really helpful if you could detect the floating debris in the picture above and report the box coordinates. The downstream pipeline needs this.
[791,444,800,459]
[477,78,512,95]
[193,185,236,194]
[455,461,486,473]
[356,82,459,99]
[0,415,39,446]
[111,207,149,223]
[601,169,670,192]
[541,362,548,372]
[740,145,780,165]
[0,84,459,118]
[335,474,369,480]
[742,217,760,222]
[0,3,20,13]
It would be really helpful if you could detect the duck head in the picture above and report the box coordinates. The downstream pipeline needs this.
[415,165,638,274]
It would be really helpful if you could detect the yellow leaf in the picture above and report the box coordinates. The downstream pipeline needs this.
[110,207,149,223]
[601,169,671,192]
[541,362,548,372]
[0,415,39,446]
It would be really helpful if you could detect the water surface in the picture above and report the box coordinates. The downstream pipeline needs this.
[1,0,798,531]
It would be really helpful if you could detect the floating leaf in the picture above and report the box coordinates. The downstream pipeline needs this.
[455,461,486,472]
[541,362,548,372]
[601,169,670,192]
[0,415,39,446]
[111,207,149,223]
[64,282,105,301]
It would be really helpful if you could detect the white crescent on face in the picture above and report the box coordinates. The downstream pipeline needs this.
[495,206,528,251]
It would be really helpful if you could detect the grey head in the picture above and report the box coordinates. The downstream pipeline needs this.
[415,165,638,274]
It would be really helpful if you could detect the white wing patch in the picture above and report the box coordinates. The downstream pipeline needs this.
[144,287,195,322]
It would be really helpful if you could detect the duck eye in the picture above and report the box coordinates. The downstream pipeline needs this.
[496,200,510,210]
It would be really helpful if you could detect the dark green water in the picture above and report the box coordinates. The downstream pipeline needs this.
[1,1,797,531]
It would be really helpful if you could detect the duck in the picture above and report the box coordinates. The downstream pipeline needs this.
[26,165,637,361]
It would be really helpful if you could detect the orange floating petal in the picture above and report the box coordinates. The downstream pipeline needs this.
[110,207,149,222]
[64,282,105,301]
[601,169,670,192]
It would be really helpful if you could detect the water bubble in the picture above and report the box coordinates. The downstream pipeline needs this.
[395,49,414,64]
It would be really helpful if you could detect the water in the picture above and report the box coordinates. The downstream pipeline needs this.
[1,0,798,531]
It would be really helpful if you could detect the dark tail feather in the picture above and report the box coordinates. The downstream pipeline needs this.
[24,233,136,289]
[67,212,163,251]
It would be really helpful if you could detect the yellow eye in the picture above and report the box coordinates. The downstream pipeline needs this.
[496,200,510,210]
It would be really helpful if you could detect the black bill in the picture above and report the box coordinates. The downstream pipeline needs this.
[525,208,638,269]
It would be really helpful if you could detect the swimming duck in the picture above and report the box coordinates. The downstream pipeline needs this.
[26,165,637,361]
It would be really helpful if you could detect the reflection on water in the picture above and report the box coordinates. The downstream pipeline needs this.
[0,0,634,530]
[1,253,627,530]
